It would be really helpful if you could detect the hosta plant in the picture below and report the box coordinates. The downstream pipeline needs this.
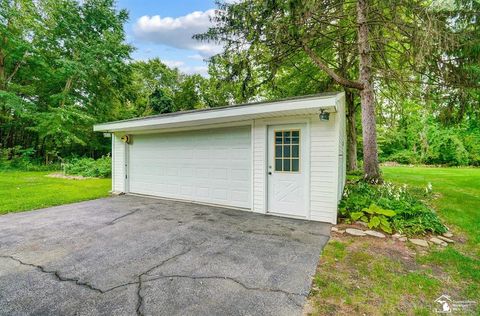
[349,204,396,233]
[339,179,447,235]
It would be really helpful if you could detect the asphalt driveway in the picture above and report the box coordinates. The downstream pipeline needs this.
[0,195,330,316]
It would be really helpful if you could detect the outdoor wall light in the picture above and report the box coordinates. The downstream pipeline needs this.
[319,109,330,121]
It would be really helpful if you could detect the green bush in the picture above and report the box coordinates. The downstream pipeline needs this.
[424,130,469,166]
[0,146,60,171]
[349,204,396,233]
[64,156,111,178]
[386,150,419,165]
[462,132,480,166]
[339,181,447,235]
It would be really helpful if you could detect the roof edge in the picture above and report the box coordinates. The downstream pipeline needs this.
[94,92,343,131]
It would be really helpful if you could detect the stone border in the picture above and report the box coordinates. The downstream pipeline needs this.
[331,225,455,248]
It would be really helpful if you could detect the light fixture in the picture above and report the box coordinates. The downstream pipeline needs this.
[121,135,131,144]
[319,109,330,121]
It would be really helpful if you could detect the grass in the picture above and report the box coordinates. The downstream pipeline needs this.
[0,171,111,214]
[307,166,480,315]
[383,167,480,246]
[1,167,478,314]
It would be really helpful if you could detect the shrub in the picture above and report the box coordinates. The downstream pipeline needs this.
[462,132,480,166]
[64,156,111,178]
[424,131,469,166]
[0,146,60,171]
[386,150,419,165]
[339,181,447,235]
[349,204,396,233]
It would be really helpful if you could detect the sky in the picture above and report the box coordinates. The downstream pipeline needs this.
[116,0,221,76]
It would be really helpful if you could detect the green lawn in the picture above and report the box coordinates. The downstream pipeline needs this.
[0,171,111,214]
[307,166,480,315]
[383,166,480,247]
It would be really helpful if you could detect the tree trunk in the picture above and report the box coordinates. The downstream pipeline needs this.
[345,90,358,171]
[0,23,8,91]
[0,49,5,91]
[357,0,381,181]
[60,77,74,107]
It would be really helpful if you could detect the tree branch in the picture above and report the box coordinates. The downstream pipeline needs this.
[301,41,364,90]
[60,77,74,107]
[6,52,27,84]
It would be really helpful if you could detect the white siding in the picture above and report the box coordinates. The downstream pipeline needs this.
[252,121,267,213]
[112,134,126,193]
[336,96,347,203]
[309,115,339,223]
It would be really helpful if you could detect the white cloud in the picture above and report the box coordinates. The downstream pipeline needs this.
[187,66,209,76]
[133,10,222,57]
[188,54,205,61]
[163,60,209,76]
[163,60,185,68]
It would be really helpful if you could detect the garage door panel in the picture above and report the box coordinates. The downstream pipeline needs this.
[129,126,252,208]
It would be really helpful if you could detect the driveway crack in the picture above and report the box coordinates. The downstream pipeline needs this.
[135,246,195,316]
[0,255,105,294]
[142,273,306,307]
[0,246,195,298]
[1,240,303,312]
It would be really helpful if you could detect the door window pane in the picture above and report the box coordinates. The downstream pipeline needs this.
[275,145,282,158]
[273,130,300,172]
[283,159,291,171]
[275,132,282,144]
[292,145,299,158]
[292,159,299,172]
[275,159,282,171]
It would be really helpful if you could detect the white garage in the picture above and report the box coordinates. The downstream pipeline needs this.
[94,92,346,224]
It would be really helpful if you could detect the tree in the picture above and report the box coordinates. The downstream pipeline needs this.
[173,74,204,111]
[150,88,174,114]
[0,0,132,161]
[126,59,210,115]
[197,0,456,181]
[126,59,180,116]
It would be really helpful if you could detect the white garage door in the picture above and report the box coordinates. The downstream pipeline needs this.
[128,126,251,208]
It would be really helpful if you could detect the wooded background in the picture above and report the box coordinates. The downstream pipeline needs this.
[1,0,479,175]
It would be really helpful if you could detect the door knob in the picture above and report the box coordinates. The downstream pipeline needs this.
[268,172,272,175]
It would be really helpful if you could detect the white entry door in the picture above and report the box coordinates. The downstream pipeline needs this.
[267,124,308,218]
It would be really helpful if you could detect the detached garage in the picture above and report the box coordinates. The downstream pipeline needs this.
[94,92,346,224]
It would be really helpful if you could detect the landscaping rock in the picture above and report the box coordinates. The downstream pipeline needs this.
[429,237,448,246]
[331,227,345,234]
[409,238,429,247]
[355,221,368,227]
[437,235,454,243]
[398,237,407,242]
[346,228,366,236]
[392,233,405,239]
[443,232,453,238]
[365,230,386,238]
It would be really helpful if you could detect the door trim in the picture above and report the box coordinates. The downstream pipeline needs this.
[266,120,311,219]
[124,141,130,193]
